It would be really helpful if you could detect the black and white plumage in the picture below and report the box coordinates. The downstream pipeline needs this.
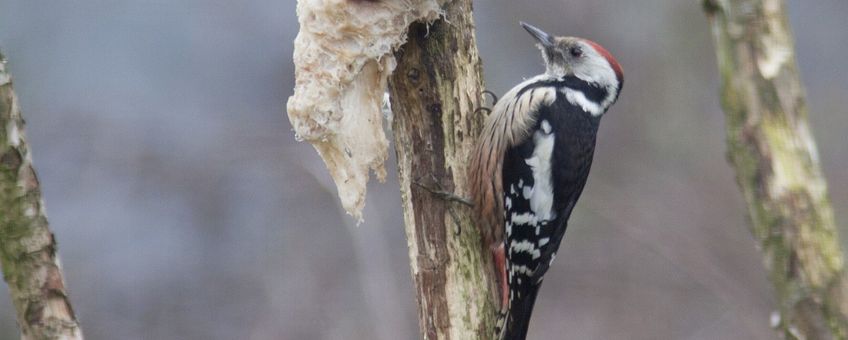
[469,22,623,340]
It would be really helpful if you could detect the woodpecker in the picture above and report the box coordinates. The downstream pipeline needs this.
[470,22,623,340]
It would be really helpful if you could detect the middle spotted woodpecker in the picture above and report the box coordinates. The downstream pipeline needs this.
[470,22,623,340]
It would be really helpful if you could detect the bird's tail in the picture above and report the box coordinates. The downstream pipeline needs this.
[496,284,541,340]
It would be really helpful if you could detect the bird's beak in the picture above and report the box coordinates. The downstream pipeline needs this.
[520,21,554,48]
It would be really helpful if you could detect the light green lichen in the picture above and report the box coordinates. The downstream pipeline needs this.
[0,50,83,340]
[705,1,848,338]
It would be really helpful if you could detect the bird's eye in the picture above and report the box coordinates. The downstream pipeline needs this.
[569,46,583,58]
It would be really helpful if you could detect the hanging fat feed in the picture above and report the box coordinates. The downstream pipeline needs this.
[287,0,447,222]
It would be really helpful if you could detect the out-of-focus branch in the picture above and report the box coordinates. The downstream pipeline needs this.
[388,0,500,338]
[0,52,84,340]
[703,0,848,338]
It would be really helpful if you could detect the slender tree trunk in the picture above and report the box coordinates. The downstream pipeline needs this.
[0,52,84,340]
[703,1,848,338]
[388,0,500,338]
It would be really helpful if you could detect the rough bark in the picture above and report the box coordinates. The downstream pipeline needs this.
[703,0,848,338]
[388,0,500,338]
[0,52,84,340]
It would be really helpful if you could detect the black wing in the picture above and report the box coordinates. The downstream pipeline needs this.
[500,90,600,340]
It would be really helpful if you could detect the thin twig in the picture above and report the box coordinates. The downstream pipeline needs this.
[412,181,474,207]
[482,90,499,105]
[474,107,491,117]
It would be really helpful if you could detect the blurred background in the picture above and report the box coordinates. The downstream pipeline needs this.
[0,0,846,339]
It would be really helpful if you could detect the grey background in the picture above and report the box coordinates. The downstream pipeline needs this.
[1,0,846,339]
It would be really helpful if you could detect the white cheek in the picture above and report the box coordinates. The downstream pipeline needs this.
[573,58,617,86]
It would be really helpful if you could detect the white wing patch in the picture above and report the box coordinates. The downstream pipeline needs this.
[522,185,533,200]
[523,120,556,222]
[510,264,535,277]
[510,239,542,260]
[540,120,552,134]
[510,212,537,225]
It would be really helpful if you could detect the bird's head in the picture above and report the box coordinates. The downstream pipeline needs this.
[521,22,623,94]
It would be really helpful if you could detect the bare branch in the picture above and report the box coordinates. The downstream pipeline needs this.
[388,0,501,338]
[0,52,84,340]
[703,0,848,338]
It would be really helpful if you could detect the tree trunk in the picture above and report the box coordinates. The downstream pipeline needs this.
[703,0,848,338]
[388,0,500,338]
[0,52,84,340]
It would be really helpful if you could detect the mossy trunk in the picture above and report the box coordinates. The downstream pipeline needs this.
[387,0,500,338]
[703,0,848,338]
[0,52,83,339]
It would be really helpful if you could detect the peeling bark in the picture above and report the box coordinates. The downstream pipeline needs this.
[703,0,848,338]
[388,0,500,338]
[0,52,84,340]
